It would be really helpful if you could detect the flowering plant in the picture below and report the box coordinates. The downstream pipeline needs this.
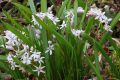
[0,0,120,80]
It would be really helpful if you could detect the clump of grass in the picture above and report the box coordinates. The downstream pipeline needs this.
[0,0,120,80]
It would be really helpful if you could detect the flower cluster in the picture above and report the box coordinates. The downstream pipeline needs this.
[65,7,84,26]
[87,5,112,32]
[4,30,21,50]
[71,29,84,38]
[32,5,60,26]
[4,30,45,76]
[2,3,113,77]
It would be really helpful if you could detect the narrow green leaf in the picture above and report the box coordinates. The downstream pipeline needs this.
[85,17,94,34]
[111,13,120,29]
[57,0,69,17]
[41,0,47,12]
[79,4,88,29]
[13,2,32,15]
[86,57,103,80]
[28,0,36,14]
[3,11,28,34]
[74,0,78,27]
[0,55,7,61]
[78,0,85,8]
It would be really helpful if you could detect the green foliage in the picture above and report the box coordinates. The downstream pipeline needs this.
[0,0,120,80]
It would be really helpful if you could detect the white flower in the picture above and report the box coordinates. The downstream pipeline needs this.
[65,10,74,25]
[65,9,74,18]
[45,41,54,55]
[7,54,13,63]
[104,24,112,32]
[30,52,44,63]
[45,12,60,25]
[87,6,102,16]
[4,31,17,41]
[22,44,29,52]
[10,61,18,70]
[45,12,54,19]
[6,45,14,50]
[32,15,39,26]
[52,17,60,25]
[47,5,54,13]
[87,5,112,24]
[59,21,67,29]
[34,29,41,38]
[33,65,45,76]
[87,5,112,32]
[48,40,52,45]
[36,12,46,20]
[7,54,18,70]
[71,29,84,37]
[77,7,84,13]
[21,52,31,65]
[4,30,20,50]
[100,16,112,24]
[34,5,60,25]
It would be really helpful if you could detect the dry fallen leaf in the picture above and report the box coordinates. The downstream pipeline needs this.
[112,38,120,46]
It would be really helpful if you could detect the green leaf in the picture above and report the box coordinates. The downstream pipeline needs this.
[41,0,47,12]
[86,57,103,80]
[28,0,36,14]
[85,17,94,34]
[13,2,32,15]
[111,13,120,29]
[57,0,69,18]
[79,4,88,29]
[13,3,31,22]
[78,0,85,8]
[3,11,28,34]
[74,0,78,27]
[0,55,7,61]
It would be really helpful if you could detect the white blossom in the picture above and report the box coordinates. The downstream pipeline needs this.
[33,65,45,76]
[77,7,84,13]
[30,52,44,63]
[45,41,54,55]
[36,12,46,20]
[65,9,74,25]
[59,21,67,29]
[4,30,19,50]
[87,5,112,31]
[21,52,31,65]
[22,44,29,52]
[34,29,41,38]
[10,62,18,70]
[32,15,40,26]
[65,9,74,18]
[7,54,18,70]
[71,29,84,37]
[104,24,112,32]
[7,54,13,63]
[34,5,60,25]
[47,5,54,13]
